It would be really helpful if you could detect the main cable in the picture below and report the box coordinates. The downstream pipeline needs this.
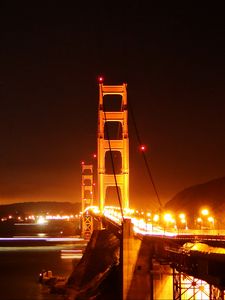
[128,100,163,210]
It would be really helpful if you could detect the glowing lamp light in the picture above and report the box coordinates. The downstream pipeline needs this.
[93,207,100,214]
[208,216,214,223]
[98,76,104,83]
[93,153,97,159]
[164,213,173,223]
[37,216,47,225]
[140,145,146,152]
[179,213,186,220]
[153,214,159,222]
[81,161,85,165]
[201,208,209,216]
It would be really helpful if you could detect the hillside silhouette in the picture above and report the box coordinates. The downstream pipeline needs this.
[0,201,81,217]
[165,176,225,223]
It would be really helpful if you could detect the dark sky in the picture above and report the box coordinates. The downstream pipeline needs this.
[0,3,225,210]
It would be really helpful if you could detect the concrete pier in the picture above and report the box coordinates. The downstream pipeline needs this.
[122,219,173,300]
[123,219,151,300]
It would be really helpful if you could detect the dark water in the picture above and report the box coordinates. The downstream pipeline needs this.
[0,240,85,300]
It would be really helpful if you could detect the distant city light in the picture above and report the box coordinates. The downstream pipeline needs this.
[45,215,72,220]
[37,216,47,225]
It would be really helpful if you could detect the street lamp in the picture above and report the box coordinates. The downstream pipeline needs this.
[163,213,176,232]
[197,217,202,229]
[164,213,173,223]
[179,213,188,230]
[199,208,211,229]
[153,214,159,222]
[208,216,215,229]
[201,208,209,216]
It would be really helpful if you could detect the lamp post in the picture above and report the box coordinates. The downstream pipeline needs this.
[179,213,188,230]
[152,214,159,232]
[208,216,215,229]
[145,212,151,232]
[199,208,210,230]
[197,217,202,229]
[163,213,174,233]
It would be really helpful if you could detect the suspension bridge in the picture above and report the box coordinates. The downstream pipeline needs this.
[77,80,225,300]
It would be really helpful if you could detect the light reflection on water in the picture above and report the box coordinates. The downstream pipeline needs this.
[0,236,83,241]
[0,239,86,300]
[0,245,84,252]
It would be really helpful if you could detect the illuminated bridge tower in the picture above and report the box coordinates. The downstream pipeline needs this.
[97,82,129,213]
[81,163,94,238]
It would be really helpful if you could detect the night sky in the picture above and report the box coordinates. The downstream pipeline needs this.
[0,3,225,210]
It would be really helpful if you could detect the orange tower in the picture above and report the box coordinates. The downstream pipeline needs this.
[97,82,129,213]
[81,163,94,238]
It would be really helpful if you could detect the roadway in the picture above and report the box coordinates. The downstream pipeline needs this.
[86,205,225,291]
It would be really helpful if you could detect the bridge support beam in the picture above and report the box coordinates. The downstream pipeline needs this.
[172,268,225,300]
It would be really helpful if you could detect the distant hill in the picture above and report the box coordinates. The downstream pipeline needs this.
[0,201,81,217]
[165,176,225,220]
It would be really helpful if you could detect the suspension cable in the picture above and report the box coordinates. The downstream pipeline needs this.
[129,100,163,210]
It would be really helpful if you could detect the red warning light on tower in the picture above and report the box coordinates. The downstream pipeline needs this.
[140,145,147,152]
[98,76,104,83]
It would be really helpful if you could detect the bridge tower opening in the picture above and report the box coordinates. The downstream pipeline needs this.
[97,82,129,213]
[81,163,94,238]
